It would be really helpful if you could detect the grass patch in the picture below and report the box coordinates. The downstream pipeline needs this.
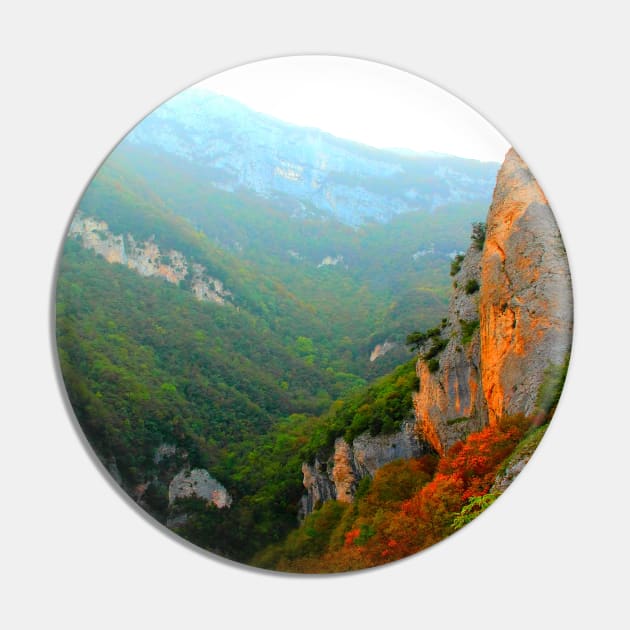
[450,254,465,276]
[464,279,480,294]
[427,358,440,373]
[459,318,479,344]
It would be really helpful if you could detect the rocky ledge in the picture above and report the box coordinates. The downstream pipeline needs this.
[69,213,233,305]
[298,415,431,519]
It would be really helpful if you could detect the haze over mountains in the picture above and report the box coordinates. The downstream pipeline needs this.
[125,89,500,225]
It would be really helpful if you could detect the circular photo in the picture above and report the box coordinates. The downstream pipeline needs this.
[55,56,573,573]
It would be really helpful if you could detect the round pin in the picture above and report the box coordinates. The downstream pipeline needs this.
[55,56,572,573]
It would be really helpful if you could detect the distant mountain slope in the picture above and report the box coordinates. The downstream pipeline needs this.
[124,89,500,225]
[78,140,494,379]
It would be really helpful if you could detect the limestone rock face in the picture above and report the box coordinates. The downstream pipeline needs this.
[299,458,336,517]
[125,235,188,284]
[331,438,356,503]
[412,149,572,452]
[412,242,487,455]
[351,417,427,477]
[369,341,397,362]
[168,468,232,508]
[69,212,232,305]
[479,149,572,424]
[299,416,429,519]
[68,215,127,264]
[190,263,232,305]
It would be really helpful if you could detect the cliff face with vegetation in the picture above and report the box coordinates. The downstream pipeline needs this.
[69,213,233,305]
[413,149,572,454]
[263,149,572,572]
[412,241,487,455]
[300,148,572,505]
[479,149,573,424]
[299,415,429,517]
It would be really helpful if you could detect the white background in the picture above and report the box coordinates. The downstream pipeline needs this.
[2,2,628,628]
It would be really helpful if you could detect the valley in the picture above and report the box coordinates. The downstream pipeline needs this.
[56,90,571,571]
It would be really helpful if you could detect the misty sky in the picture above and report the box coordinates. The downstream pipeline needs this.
[197,56,510,163]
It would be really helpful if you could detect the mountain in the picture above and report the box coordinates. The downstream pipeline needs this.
[254,149,572,572]
[124,89,499,225]
[57,89,535,570]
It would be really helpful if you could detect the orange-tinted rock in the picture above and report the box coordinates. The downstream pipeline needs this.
[411,149,572,453]
[331,438,356,502]
[479,149,572,424]
[298,416,428,518]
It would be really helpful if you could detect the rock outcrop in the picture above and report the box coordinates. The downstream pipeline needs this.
[369,341,397,362]
[168,468,232,509]
[69,212,232,305]
[479,149,573,424]
[298,415,430,518]
[412,241,487,455]
[413,149,572,453]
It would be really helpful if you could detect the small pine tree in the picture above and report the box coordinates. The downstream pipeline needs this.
[471,222,486,250]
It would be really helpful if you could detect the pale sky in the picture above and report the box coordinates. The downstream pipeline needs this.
[197,56,510,163]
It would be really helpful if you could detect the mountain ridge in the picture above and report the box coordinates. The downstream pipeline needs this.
[123,89,500,225]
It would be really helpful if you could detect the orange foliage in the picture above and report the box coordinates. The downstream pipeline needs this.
[344,528,360,546]
[272,416,531,573]
[438,422,523,500]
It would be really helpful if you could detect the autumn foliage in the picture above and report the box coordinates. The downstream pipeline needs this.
[255,415,532,573]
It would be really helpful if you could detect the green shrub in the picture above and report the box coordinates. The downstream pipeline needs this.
[536,354,570,416]
[471,222,486,250]
[423,337,448,361]
[405,330,427,352]
[451,493,498,531]
[450,254,465,276]
[464,279,480,294]
[427,358,439,373]
[459,318,479,344]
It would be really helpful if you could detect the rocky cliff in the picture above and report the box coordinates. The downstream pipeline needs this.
[479,149,573,424]
[412,240,487,455]
[369,341,397,362]
[300,149,572,511]
[168,468,232,508]
[298,415,430,519]
[69,212,232,305]
[413,149,572,453]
